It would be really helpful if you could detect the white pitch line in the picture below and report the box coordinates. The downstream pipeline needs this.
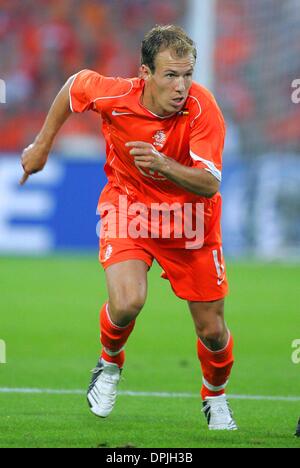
[0,388,299,402]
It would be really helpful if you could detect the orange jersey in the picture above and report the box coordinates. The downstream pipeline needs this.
[69,69,225,209]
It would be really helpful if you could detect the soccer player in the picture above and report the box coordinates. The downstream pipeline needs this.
[20,25,237,430]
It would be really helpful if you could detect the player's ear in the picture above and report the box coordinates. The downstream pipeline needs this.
[140,64,152,81]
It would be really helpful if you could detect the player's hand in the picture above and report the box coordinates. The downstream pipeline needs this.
[20,142,49,185]
[126,141,168,173]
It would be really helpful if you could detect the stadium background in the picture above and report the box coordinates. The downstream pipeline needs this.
[1,0,300,257]
[0,0,300,449]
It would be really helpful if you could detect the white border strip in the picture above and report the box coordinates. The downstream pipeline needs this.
[188,94,202,124]
[202,377,228,392]
[69,69,87,113]
[0,388,299,402]
[190,150,222,181]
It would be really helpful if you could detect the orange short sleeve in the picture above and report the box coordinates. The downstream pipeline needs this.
[69,69,134,115]
[69,69,105,113]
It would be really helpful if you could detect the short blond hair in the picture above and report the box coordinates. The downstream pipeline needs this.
[141,25,197,73]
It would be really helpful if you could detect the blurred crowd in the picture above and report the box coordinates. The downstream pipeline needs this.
[0,0,299,156]
[215,0,300,156]
[0,0,187,154]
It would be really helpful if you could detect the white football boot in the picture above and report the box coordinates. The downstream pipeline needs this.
[202,394,238,430]
[87,359,121,418]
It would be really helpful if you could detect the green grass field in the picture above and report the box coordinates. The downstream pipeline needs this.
[0,256,299,448]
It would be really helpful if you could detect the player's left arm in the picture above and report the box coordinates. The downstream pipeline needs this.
[126,142,220,198]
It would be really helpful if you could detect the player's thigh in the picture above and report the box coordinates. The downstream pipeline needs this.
[105,260,149,321]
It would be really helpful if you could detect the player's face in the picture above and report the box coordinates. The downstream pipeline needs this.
[141,49,195,117]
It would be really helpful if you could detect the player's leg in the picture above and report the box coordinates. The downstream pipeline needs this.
[88,187,154,417]
[189,298,228,350]
[87,259,149,418]
[189,299,233,399]
[101,259,149,367]
[188,299,237,430]
[189,299,236,431]
[153,240,236,430]
[88,194,154,418]
[189,298,234,398]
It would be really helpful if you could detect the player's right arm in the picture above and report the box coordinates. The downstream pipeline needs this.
[20,69,127,184]
[20,76,74,185]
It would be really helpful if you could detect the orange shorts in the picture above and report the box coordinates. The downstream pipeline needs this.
[98,186,228,302]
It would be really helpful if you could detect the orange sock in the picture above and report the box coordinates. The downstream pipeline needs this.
[100,303,135,368]
[197,333,234,400]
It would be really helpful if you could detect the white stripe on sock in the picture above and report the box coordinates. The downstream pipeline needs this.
[202,377,228,392]
[198,331,231,354]
[105,304,132,330]
[103,346,124,357]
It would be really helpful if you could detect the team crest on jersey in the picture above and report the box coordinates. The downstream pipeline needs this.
[153,130,167,148]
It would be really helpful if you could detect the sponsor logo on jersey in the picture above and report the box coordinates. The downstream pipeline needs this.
[112,110,134,117]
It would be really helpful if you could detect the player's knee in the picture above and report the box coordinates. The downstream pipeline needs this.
[197,323,227,349]
[200,327,225,344]
[109,293,145,325]
[190,299,226,348]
